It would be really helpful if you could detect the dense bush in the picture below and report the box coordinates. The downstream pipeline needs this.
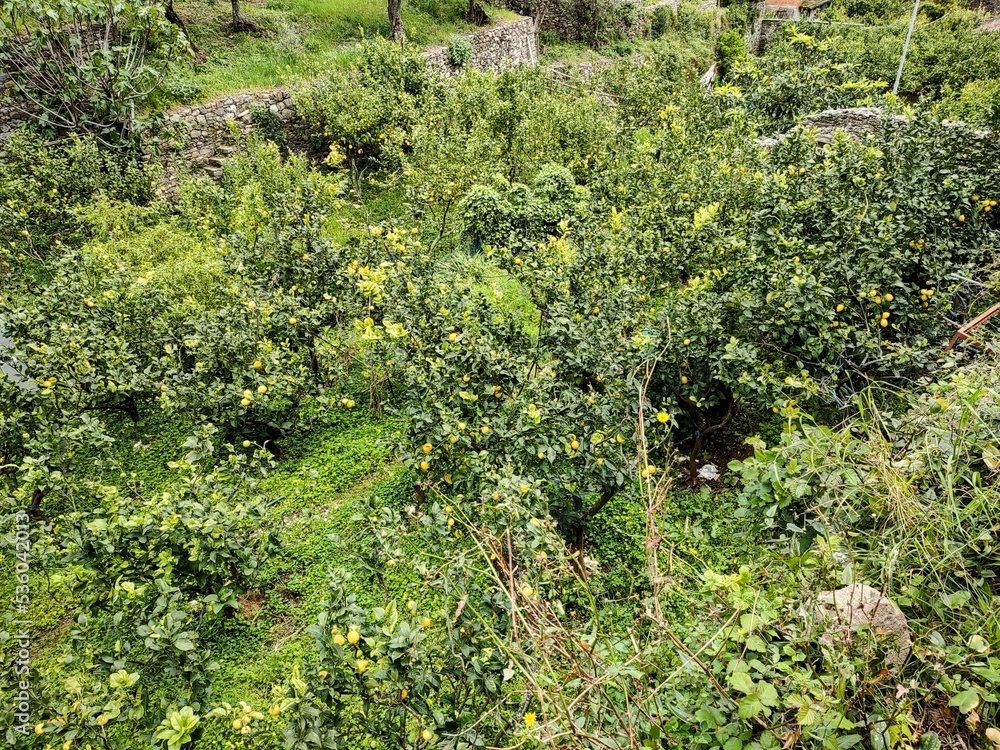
[0,0,185,146]
[0,132,156,270]
[5,10,1000,749]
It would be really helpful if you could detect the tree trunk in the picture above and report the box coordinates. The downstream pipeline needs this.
[388,0,404,43]
[468,0,488,25]
[164,0,198,51]
[230,0,259,33]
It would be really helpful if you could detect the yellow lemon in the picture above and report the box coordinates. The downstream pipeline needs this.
[571,439,580,450]
[421,616,431,627]
[269,705,281,717]
[253,360,262,370]
[242,440,251,448]
[422,442,433,453]
[836,304,845,312]
[521,585,534,597]
[422,729,433,741]
[347,629,360,645]
[233,720,243,730]
[356,659,369,673]
[419,460,430,471]
[480,425,491,435]
[333,633,346,646]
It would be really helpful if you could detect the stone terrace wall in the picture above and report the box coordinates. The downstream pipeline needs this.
[2,15,538,159]
[0,79,21,141]
[424,16,537,74]
[152,88,296,194]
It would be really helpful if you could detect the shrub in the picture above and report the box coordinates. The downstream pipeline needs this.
[294,39,433,170]
[447,35,474,67]
[250,104,288,147]
[0,0,186,146]
[716,28,747,75]
[0,132,155,271]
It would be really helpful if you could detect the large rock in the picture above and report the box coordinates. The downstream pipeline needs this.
[814,583,911,675]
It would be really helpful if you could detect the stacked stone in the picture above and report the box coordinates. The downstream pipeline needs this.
[165,88,295,161]
[424,16,538,75]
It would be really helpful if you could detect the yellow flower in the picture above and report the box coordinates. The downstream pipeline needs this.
[656,411,669,423]
[524,712,537,728]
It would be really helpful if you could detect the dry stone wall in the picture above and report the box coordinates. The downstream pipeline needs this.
[424,16,537,74]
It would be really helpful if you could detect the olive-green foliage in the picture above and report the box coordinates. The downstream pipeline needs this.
[735,11,1000,127]
[0,0,185,146]
[715,28,747,75]
[294,39,434,170]
[0,132,155,272]
[460,164,587,248]
[937,77,1000,131]
[7,14,1000,750]
[731,359,1000,736]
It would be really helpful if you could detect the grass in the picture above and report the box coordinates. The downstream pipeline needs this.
[157,0,522,105]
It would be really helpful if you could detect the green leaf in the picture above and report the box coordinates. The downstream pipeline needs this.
[948,688,980,714]
[729,671,755,694]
